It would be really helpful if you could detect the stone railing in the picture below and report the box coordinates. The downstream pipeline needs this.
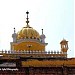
[0,50,67,58]
[0,50,67,55]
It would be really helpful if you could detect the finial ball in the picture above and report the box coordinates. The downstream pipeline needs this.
[26,11,29,14]
[14,28,15,30]
[42,29,43,31]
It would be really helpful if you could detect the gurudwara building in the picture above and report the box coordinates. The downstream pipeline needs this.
[0,11,75,75]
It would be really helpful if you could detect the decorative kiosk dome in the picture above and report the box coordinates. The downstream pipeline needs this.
[60,38,68,54]
[40,29,46,43]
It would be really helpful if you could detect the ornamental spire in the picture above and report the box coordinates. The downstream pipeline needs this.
[14,27,16,33]
[42,29,43,34]
[26,11,30,27]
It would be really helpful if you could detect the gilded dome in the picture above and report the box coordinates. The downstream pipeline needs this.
[17,25,40,40]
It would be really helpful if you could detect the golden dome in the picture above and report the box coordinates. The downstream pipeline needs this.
[17,25,40,40]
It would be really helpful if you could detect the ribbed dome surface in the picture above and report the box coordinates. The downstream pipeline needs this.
[17,25,40,40]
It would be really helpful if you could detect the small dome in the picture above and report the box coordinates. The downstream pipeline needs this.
[17,25,40,40]
[60,39,68,44]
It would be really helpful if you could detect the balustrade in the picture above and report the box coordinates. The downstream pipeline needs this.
[0,50,67,58]
[0,50,64,54]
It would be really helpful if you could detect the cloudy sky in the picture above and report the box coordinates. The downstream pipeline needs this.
[0,0,74,57]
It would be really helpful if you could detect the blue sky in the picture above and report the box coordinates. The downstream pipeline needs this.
[0,0,74,57]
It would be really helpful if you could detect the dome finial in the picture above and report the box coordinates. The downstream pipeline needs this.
[42,29,43,34]
[26,11,29,27]
[14,27,16,33]
[63,37,64,40]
